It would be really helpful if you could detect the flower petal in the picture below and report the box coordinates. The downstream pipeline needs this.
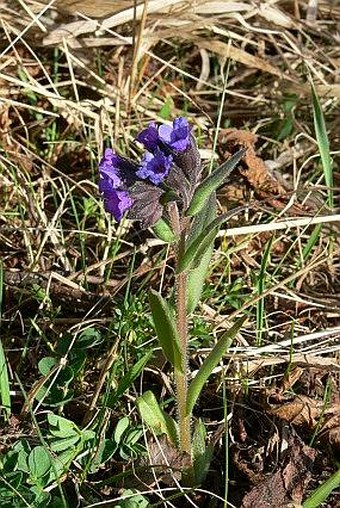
[104,188,133,222]
[136,150,173,185]
[159,117,190,152]
[136,122,159,152]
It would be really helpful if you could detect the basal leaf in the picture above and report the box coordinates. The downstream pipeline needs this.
[136,391,178,444]
[192,419,214,484]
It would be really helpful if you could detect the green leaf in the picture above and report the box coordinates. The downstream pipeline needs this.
[152,217,177,243]
[186,317,246,416]
[50,435,79,453]
[38,357,58,376]
[178,206,246,274]
[303,467,340,508]
[310,79,333,208]
[107,351,152,408]
[47,414,78,438]
[187,243,214,314]
[187,192,217,243]
[186,149,245,217]
[77,327,103,348]
[115,488,149,508]
[13,440,30,473]
[186,193,217,313]
[0,261,11,420]
[302,223,322,261]
[192,419,214,484]
[28,447,52,480]
[136,391,178,444]
[192,418,206,460]
[149,289,184,374]
[114,417,130,444]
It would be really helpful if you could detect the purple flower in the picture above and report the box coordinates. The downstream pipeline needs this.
[135,122,159,152]
[136,150,173,185]
[99,148,137,222]
[99,148,138,188]
[99,174,133,222]
[99,149,123,188]
[136,117,191,154]
[99,116,202,226]
[158,117,191,152]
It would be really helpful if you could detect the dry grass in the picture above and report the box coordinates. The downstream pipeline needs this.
[0,0,339,506]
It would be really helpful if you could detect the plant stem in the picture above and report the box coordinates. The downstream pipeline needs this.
[175,267,191,455]
[168,203,191,456]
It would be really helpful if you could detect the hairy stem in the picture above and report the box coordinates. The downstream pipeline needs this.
[169,202,191,456]
[175,267,191,455]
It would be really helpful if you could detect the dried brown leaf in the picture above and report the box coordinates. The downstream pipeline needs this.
[241,435,316,508]
[141,435,191,485]
[218,128,315,216]
[270,395,323,427]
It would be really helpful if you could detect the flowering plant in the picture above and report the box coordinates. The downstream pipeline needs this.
[99,117,245,484]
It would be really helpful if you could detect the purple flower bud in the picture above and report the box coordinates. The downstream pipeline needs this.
[136,150,173,185]
[136,122,159,152]
[99,174,133,222]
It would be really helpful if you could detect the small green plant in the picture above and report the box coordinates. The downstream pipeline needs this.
[98,117,246,483]
[0,414,95,507]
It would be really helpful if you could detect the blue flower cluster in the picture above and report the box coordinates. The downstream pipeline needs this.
[98,117,201,228]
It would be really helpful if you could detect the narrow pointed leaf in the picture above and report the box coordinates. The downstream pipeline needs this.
[186,317,246,416]
[186,194,216,313]
[0,261,10,420]
[188,192,217,243]
[136,390,178,444]
[310,79,333,208]
[107,351,153,408]
[186,149,245,217]
[149,289,184,374]
[178,206,246,274]
[187,242,214,314]
[303,467,340,508]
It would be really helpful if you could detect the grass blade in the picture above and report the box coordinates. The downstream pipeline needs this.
[0,260,11,420]
[107,351,153,408]
[310,79,333,208]
[303,467,340,508]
